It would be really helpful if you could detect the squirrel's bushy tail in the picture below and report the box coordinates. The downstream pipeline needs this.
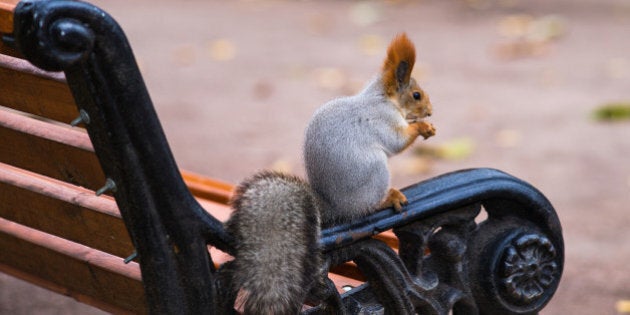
[225,171,322,315]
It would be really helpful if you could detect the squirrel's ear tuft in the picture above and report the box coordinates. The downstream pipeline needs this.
[382,33,416,96]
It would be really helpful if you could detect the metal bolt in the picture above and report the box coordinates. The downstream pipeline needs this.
[70,109,91,126]
[95,178,117,196]
[124,250,138,264]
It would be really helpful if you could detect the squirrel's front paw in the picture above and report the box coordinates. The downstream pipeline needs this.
[380,188,408,212]
[415,121,436,139]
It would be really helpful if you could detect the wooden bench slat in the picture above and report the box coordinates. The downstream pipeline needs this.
[0,55,78,123]
[0,162,238,258]
[0,217,146,313]
[0,106,106,191]
[373,230,399,249]
[0,1,16,34]
[0,162,134,258]
[0,214,365,314]
[0,105,237,205]
[181,170,233,205]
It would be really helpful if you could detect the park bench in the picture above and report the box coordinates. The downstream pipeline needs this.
[0,0,564,314]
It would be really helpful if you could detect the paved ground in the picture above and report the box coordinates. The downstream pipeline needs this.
[2,0,630,314]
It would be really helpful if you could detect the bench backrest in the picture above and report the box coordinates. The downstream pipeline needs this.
[0,2,368,313]
[0,2,229,313]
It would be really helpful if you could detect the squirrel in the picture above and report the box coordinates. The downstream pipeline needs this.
[224,33,435,314]
[304,32,435,227]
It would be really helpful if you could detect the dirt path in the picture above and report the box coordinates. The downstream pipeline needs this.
[2,0,629,314]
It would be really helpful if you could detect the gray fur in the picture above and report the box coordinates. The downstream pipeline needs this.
[226,171,322,315]
[304,76,410,227]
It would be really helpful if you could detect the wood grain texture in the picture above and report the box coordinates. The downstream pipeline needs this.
[181,170,234,205]
[0,162,133,258]
[0,1,16,34]
[0,55,77,123]
[0,108,106,191]
[0,106,236,206]
[0,217,146,313]
[0,162,238,259]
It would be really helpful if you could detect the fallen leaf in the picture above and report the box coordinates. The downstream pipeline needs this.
[539,67,562,87]
[616,300,630,313]
[308,13,334,35]
[463,0,489,10]
[497,14,533,38]
[497,14,566,42]
[314,67,347,91]
[208,39,236,61]
[464,0,519,10]
[526,15,567,43]
[494,40,548,60]
[495,129,522,148]
[358,34,385,56]
[391,156,433,176]
[252,80,274,100]
[349,2,380,27]
[172,44,197,66]
[592,102,630,122]
[606,57,630,79]
[270,159,293,174]
[494,14,567,60]
[287,64,309,80]
[415,137,475,161]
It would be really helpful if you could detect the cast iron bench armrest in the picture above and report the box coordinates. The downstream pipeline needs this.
[312,168,563,313]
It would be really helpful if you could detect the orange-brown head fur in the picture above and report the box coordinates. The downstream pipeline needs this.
[382,33,416,97]
[381,33,432,120]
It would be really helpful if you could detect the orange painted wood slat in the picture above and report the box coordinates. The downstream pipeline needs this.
[0,162,238,260]
[0,216,363,314]
[330,262,365,282]
[0,105,236,206]
[0,55,78,123]
[373,230,399,249]
[327,273,364,294]
[0,217,147,313]
[0,162,134,258]
[0,1,17,34]
[0,107,106,191]
[181,170,233,205]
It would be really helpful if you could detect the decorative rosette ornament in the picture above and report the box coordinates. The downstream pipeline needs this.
[501,233,559,305]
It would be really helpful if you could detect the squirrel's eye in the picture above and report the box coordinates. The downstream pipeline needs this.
[413,92,422,100]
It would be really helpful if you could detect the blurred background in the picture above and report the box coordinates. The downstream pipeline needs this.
[2,0,630,314]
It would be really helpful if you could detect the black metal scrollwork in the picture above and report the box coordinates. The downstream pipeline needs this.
[14,1,98,70]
